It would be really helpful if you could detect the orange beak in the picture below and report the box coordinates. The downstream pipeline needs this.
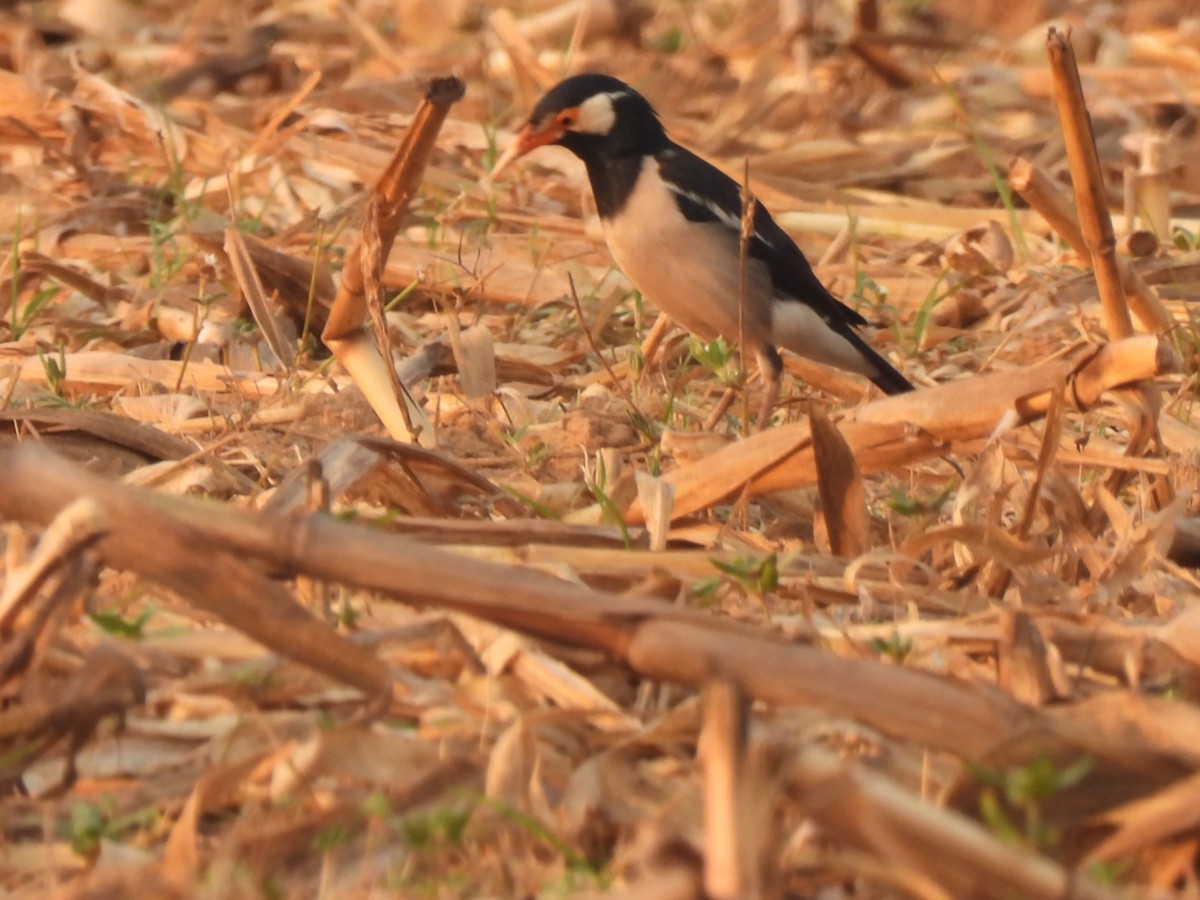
[486,113,573,184]
[513,119,566,156]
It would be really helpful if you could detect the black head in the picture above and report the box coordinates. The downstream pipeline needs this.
[514,73,668,162]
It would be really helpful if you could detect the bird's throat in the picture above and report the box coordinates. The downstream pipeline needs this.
[582,153,645,220]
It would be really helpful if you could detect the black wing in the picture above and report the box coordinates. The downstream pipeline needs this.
[655,146,868,330]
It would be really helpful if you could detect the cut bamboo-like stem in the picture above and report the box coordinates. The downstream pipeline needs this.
[1138,135,1171,240]
[1008,157,1087,257]
[1123,164,1138,235]
[1009,155,1176,335]
[701,678,755,900]
[323,76,465,445]
[334,336,431,442]
[1118,230,1158,258]
[1046,28,1133,340]
[1046,30,1170,502]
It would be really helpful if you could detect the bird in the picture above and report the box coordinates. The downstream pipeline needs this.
[501,73,914,423]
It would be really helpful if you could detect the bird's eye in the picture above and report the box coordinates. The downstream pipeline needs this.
[556,110,577,128]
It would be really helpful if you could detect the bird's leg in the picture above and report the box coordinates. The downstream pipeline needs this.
[754,346,784,432]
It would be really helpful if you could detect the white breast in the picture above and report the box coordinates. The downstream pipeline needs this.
[601,158,772,344]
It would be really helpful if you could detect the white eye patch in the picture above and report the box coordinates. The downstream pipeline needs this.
[574,90,629,135]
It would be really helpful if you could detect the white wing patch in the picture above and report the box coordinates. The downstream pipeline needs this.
[664,182,775,249]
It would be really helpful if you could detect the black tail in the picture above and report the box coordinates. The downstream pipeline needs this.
[845,329,913,395]
[867,350,914,395]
